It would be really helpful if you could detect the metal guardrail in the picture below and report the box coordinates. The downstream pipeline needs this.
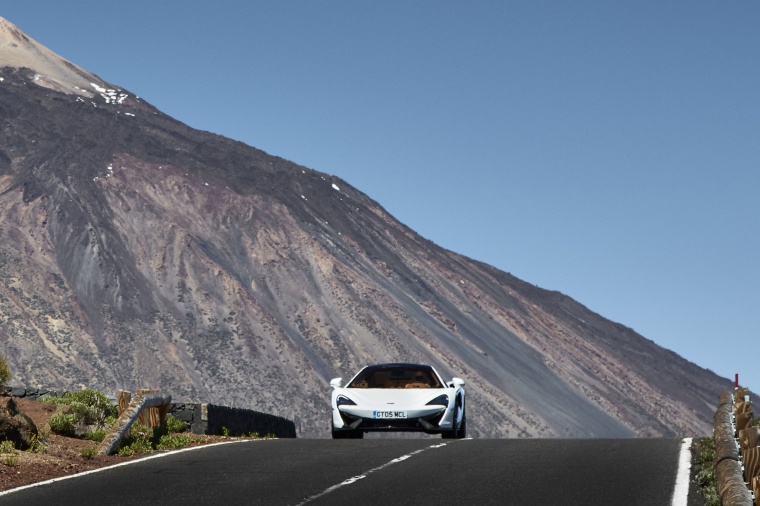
[713,387,758,506]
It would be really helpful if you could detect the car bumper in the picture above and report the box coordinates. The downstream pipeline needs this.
[333,405,455,433]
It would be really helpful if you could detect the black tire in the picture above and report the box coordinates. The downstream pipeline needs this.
[332,421,363,439]
[455,411,467,439]
[442,406,460,439]
[331,420,346,439]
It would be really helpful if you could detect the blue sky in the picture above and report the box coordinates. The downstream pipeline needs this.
[4,2,759,391]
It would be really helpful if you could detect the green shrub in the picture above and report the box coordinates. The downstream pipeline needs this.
[694,437,719,506]
[130,423,150,436]
[0,440,15,454]
[85,415,116,444]
[87,428,108,443]
[115,423,151,455]
[29,431,48,454]
[0,353,10,387]
[48,412,77,436]
[156,433,196,450]
[165,414,187,434]
[1,453,18,467]
[73,402,104,425]
[80,446,98,459]
[117,438,152,456]
[46,389,117,427]
[115,419,204,456]
[0,440,17,467]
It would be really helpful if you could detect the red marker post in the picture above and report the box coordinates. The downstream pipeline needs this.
[735,373,739,389]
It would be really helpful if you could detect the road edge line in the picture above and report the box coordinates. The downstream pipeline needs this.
[671,437,693,506]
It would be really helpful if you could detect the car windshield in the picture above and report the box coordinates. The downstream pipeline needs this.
[348,365,443,389]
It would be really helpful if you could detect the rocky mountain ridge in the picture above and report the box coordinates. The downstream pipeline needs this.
[0,17,729,437]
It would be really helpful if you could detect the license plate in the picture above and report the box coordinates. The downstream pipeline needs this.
[373,410,407,419]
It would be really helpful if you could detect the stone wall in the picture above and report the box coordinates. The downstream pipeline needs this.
[2,386,64,401]
[169,403,296,438]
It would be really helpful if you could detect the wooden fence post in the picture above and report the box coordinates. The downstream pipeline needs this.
[117,390,132,417]
[136,388,156,427]
[743,447,760,486]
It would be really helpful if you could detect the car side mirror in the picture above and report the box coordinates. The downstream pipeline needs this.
[450,377,465,388]
[330,378,343,388]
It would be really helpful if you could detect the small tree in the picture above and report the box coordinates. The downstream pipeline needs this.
[0,352,10,387]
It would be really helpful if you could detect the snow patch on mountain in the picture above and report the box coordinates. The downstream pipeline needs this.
[90,83,128,104]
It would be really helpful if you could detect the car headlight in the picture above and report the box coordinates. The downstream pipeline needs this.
[336,395,356,407]
[426,394,449,406]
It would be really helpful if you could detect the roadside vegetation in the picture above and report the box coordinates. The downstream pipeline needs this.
[693,436,719,506]
[46,388,118,438]
[2,379,274,469]
[0,355,276,490]
[0,352,10,387]
[0,439,18,467]
[694,416,760,505]
[115,419,203,456]
[1,352,19,466]
[39,389,270,456]
[115,421,276,457]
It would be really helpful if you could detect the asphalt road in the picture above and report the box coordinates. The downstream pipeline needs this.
[0,438,701,505]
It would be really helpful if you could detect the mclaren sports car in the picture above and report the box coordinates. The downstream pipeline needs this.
[330,363,466,439]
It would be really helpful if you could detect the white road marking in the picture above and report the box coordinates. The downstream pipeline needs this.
[294,438,471,505]
[671,437,693,506]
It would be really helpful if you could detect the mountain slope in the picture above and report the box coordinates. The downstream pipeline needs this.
[0,17,729,437]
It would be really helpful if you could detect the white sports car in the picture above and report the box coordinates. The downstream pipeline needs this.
[330,363,466,439]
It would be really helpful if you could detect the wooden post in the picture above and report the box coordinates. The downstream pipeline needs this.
[117,390,132,417]
[743,447,760,485]
[136,389,156,427]
[739,427,760,451]
[736,412,754,433]
[149,402,161,428]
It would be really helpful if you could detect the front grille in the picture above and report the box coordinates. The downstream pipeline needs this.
[362,418,420,429]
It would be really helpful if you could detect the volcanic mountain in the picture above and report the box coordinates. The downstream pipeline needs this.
[0,17,729,438]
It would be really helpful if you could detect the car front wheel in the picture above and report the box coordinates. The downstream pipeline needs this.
[455,412,467,439]
[442,406,466,439]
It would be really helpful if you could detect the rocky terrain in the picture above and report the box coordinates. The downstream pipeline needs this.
[0,17,731,438]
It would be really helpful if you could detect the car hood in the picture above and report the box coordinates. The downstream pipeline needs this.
[337,388,447,408]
